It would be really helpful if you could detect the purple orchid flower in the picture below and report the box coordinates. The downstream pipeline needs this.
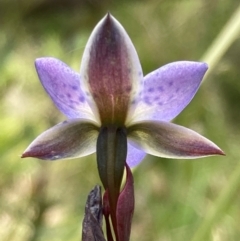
[22,14,224,166]
[22,14,224,241]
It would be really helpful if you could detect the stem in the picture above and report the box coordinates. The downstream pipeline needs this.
[201,4,240,79]
[191,160,240,241]
[97,125,127,240]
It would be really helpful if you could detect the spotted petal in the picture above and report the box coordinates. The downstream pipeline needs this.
[22,119,99,160]
[126,143,146,167]
[80,14,143,125]
[35,57,96,121]
[128,121,224,159]
[130,61,207,123]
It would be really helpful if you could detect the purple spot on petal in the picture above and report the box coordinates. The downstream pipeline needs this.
[67,93,72,98]
[176,88,180,93]
[168,81,173,86]
[144,96,151,105]
[158,101,163,106]
[154,96,159,101]
[158,86,164,92]
[79,96,85,103]
[148,87,154,93]
[71,85,78,90]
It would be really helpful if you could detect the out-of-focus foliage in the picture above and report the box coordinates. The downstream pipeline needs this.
[1,0,240,240]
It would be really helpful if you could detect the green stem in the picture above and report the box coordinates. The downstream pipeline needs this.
[201,4,240,79]
[97,125,127,240]
[191,160,240,241]
[191,6,240,240]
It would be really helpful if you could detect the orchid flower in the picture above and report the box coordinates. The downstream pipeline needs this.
[22,14,224,222]
[22,13,223,163]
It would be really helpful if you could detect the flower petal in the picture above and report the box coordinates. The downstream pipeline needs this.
[22,119,99,160]
[80,13,143,125]
[128,121,224,159]
[116,164,134,241]
[126,142,146,167]
[35,57,96,121]
[130,61,207,123]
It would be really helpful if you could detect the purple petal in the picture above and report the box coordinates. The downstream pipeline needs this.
[126,142,146,167]
[131,61,207,123]
[35,57,96,121]
[22,119,99,160]
[80,13,143,125]
[128,120,224,159]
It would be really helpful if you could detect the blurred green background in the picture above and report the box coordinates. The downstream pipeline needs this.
[1,0,240,240]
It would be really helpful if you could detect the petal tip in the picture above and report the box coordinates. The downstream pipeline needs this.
[185,61,208,77]
[21,147,40,159]
[35,57,55,69]
[203,141,225,157]
[196,144,225,158]
[106,12,111,18]
[35,57,46,66]
[203,62,208,68]
[104,12,115,22]
[21,148,35,159]
[35,57,48,73]
[21,152,30,158]
[190,140,225,158]
[191,61,208,76]
[21,143,53,160]
[214,147,225,156]
[200,62,208,74]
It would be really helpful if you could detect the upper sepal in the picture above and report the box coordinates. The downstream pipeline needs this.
[22,119,99,160]
[80,13,143,125]
[128,120,224,159]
